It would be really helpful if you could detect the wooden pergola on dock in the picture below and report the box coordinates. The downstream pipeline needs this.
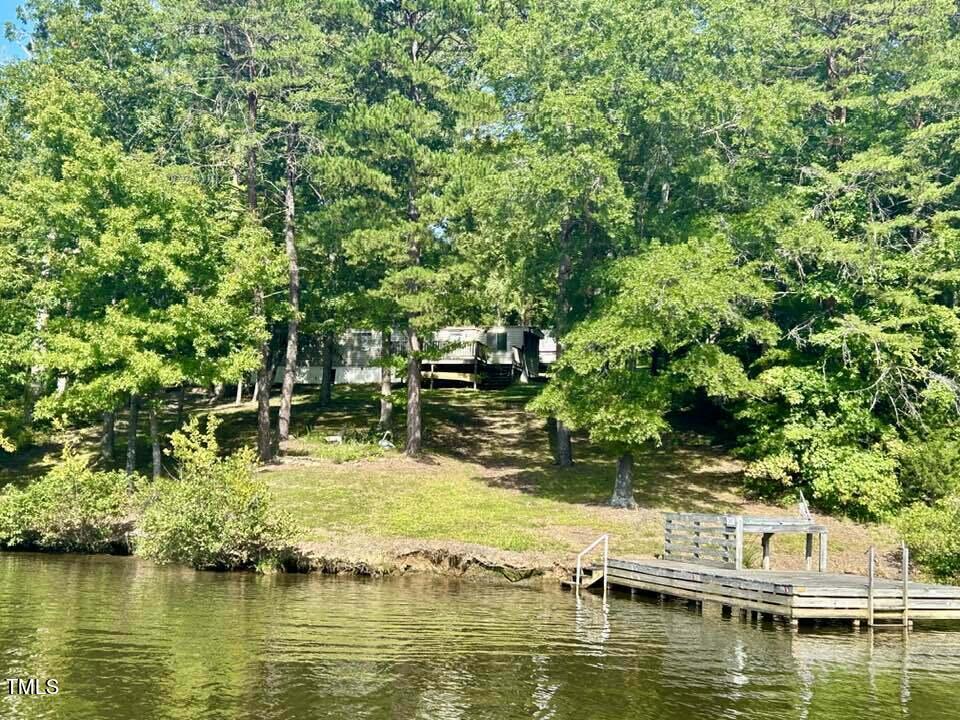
[569,511,960,629]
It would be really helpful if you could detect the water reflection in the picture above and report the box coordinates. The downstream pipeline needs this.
[1,553,958,720]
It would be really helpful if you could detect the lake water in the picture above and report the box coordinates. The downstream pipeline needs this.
[1,553,959,719]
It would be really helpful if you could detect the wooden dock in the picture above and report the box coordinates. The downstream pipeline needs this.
[600,558,960,626]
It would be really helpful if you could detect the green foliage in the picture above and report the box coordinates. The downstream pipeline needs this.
[898,498,960,581]
[892,432,960,504]
[0,75,275,428]
[806,446,901,520]
[135,417,295,570]
[4,0,960,576]
[0,442,132,551]
[532,237,775,447]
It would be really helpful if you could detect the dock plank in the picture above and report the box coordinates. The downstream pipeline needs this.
[600,557,960,625]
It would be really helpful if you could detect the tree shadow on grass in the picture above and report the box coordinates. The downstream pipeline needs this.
[417,383,746,513]
[2,381,745,517]
[0,441,62,489]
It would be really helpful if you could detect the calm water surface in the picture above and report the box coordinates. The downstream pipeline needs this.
[1,553,959,719]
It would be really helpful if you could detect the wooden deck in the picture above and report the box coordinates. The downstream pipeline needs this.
[601,558,960,626]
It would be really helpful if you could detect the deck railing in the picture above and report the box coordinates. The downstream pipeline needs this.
[428,339,488,363]
[388,339,489,364]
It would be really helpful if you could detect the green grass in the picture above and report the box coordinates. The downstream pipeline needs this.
[295,439,384,464]
[269,461,659,551]
[267,462,661,553]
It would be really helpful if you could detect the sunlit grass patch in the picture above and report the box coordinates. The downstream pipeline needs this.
[299,439,385,464]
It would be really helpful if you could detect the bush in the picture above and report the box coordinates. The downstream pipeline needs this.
[892,432,960,503]
[135,416,295,570]
[806,445,900,519]
[0,443,132,552]
[897,498,960,582]
[0,409,34,453]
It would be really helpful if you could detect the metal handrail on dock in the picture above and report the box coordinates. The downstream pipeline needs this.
[576,534,609,602]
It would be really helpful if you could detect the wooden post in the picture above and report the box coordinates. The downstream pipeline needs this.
[867,546,876,627]
[734,516,744,570]
[902,542,910,629]
[761,533,773,570]
[819,532,828,573]
[805,533,814,572]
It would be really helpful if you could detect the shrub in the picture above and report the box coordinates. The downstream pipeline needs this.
[806,445,900,519]
[135,416,295,570]
[892,432,960,503]
[0,443,132,552]
[0,409,34,452]
[897,498,960,582]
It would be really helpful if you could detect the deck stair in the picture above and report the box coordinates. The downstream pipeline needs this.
[561,535,609,601]
[481,364,514,388]
[560,567,605,590]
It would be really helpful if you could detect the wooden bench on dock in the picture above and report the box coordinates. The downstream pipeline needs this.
[664,511,828,572]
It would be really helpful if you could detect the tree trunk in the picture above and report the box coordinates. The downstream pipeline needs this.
[553,250,574,466]
[246,90,258,212]
[235,380,243,405]
[24,302,49,427]
[405,328,422,456]
[175,385,186,428]
[100,410,115,463]
[379,328,393,430]
[246,83,272,462]
[279,126,300,442]
[610,451,638,509]
[555,422,573,466]
[149,400,161,480]
[256,326,273,463]
[319,331,333,406]
[125,394,139,476]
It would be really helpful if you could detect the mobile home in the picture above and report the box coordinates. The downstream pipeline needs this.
[279,326,543,388]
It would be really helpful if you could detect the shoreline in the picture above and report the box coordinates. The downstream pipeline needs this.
[0,538,576,585]
[294,538,572,584]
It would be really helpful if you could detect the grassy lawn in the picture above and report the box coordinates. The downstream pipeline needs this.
[258,384,899,573]
[1,382,902,574]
